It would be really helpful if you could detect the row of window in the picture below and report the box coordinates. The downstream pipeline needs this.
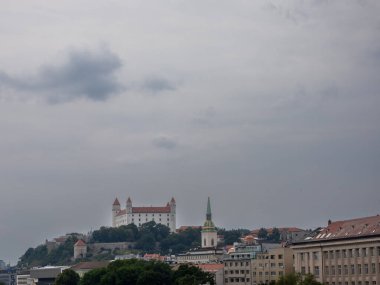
[225,261,250,267]
[132,213,170,217]
[300,247,380,261]
[225,277,250,283]
[132,218,170,222]
[257,254,283,260]
[225,270,250,275]
[324,263,378,275]
[326,281,376,285]
[324,247,380,259]
[255,262,284,268]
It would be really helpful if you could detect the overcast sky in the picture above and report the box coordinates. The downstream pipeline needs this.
[0,0,379,264]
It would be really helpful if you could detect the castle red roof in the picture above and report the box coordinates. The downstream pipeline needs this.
[113,198,120,206]
[132,206,171,214]
[115,209,127,217]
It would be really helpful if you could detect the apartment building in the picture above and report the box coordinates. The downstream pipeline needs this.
[224,242,293,285]
[251,247,294,285]
[292,215,380,285]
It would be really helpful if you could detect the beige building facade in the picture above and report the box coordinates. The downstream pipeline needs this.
[292,215,380,285]
[224,245,293,285]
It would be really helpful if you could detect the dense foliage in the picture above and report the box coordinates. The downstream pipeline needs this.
[80,259,214,285]
[217,228,250,245]
[257,227,281,242]
[275,273,323,285]
[54,269,80,285]
[18,221,253,266]
[18,236,78,267]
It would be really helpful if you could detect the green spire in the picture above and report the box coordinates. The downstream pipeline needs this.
[206,197,212,221]
[203,197,215,231]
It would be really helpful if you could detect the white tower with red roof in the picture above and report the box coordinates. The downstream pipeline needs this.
[112,198,121,227]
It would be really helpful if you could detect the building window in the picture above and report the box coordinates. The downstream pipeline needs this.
[300,253,304,261]
[351,264,355,274]
[271,255,275,259]
[364,264,368,274]
[338,265,342,275]
[342,250,347,258]
[314,266,320,276]
[336,250,341,258]
[348,249,353,258]
[331,266,335,275]
[301,267,306,275]
[325,266,329,275]
[371,263,376,274]
[369,247,374,256]
[355,248,360,257]
[313,252,319,260]
[330,251,334,259]
[278,254,283,259]
[358,264,362,274]
[344,265,348,275]
[362,248,367,257]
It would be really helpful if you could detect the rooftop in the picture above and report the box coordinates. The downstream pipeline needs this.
[296,214,380,244]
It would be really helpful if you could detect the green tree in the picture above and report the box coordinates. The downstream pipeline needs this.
[54,269,80,285]
[80,268,107,285]
[275,273,323,285]
[258,228,268,239]
[217,228,250,245]
[173,264,214,285]
[268,227,281,242]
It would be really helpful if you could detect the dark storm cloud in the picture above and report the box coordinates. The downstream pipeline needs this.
[0,48,123,103]
[153,136,178,150]
[142,77,176,93]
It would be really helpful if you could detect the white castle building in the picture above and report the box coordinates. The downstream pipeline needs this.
[112,197,176,232]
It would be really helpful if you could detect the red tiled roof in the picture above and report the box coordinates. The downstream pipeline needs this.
[113,198,120,206]
[143,254,164,261]
[196,263,224,272]
[309,215,380,241]
[132,206,171,213]
[71,261,110,270]
[75,240,86,247]
[251,227,304,234]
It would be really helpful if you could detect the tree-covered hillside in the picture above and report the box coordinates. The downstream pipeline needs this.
[18,221,250,267]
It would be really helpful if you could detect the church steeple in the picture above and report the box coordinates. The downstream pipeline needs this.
[206,197,212,221]
[201,197,217,248]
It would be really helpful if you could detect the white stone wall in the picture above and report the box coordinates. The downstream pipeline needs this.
[113,211,176,232]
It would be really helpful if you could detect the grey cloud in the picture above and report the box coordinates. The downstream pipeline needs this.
[0,48,123,103]
[142,77,176,93]
[153,136,178,150]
